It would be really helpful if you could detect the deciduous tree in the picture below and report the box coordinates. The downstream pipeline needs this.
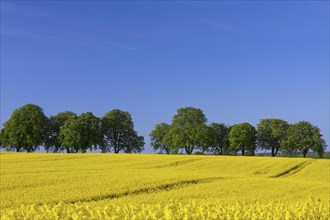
[45,111,76,152]
[150,123,178,154]
[207,123,230,155]
[256,118,289,157]
[281,121,326,158]
[229,123,256,156]
[101,109,144,153]
[170,107,208,154]
[0,104,48,152]
[60,112,101,153]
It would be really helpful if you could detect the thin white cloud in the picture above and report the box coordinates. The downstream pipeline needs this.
[197,18,242,33]
[1,3,136,51]
[1,2,53,18]
[1,26,136,50]
[1,2,242,48]
[133,15,242,39]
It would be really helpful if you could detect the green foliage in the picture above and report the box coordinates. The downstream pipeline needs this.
[170,107,208,154]
[59,112,102,153]
[257,118,289,157]
[0,104,48,152]
[281,121,326,158]
[150,123,178,154]
[101,109,144,153]
[207,123,230,155]
[45,111,76,152]
[229,123,257,156]
[1,104,328,156]
[0,127,10,149]
[123,135,145,153]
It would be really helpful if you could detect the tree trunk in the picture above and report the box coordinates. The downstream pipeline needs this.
[274,147,280,157]
[114,145,120,153]
[302,149,308,158]
[289,151,293,157]
[241,149,245,156]
[185,146,192,155]
[66,148,70,153]
[271,147,275,157]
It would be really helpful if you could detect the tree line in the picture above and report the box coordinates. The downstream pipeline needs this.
[150,107,327,157]
[0,104,144,153]
[0,104,327,157]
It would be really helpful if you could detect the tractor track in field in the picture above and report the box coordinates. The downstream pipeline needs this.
[146,158,204,169]
[270,160,314,178]
[63,176,228,204]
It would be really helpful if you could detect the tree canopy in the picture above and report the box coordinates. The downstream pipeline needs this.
[101,109,144,153]
[150,122,178,154]
[256,118,289,157]
[0,104,48,152]
[207,123,230,155]
[60,112,102,153]
[281,121,326,157]
[45,111,76,152]
[169,107,208,154]
[229,123,257,156]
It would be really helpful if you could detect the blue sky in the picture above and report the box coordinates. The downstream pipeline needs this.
[1,1,329,152]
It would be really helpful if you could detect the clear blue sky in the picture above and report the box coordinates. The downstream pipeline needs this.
[1,1,329,152]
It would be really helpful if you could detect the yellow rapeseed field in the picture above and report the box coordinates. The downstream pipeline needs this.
[0,153,329,219]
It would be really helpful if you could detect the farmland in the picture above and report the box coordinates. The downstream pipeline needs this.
[0,153,329,219]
